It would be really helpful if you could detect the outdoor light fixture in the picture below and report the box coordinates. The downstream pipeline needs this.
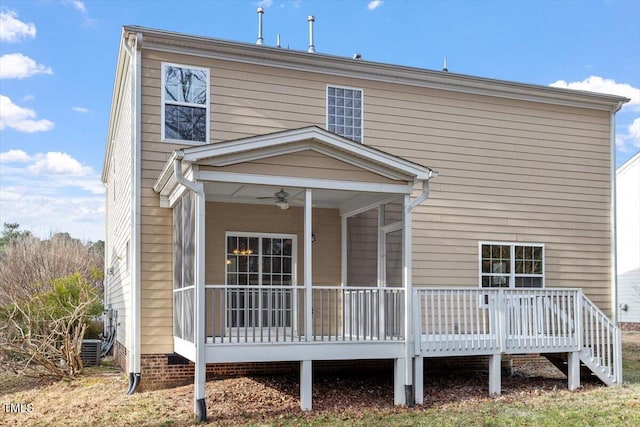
[275,200,290,210]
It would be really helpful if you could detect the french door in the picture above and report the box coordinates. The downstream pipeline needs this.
[225,233,296,329]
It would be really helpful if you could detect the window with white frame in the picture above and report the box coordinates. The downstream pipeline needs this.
[162,63,209,143]
[479,242,544,288]
[327,86,363,142]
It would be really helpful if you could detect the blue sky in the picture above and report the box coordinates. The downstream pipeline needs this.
[0,0,639,241]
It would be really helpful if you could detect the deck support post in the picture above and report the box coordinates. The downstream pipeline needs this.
[194,183,207,421]
[414,356,424,405]
[300,360,312,411]
[488,354,501,396]
[568,351,581,391]
[401,194,414,407]
[394,358,406,405]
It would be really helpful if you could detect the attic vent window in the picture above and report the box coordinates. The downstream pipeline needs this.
[161,63,209,144]
[327,85,363,143]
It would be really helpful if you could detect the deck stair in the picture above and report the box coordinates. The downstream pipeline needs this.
[543,351,612,385]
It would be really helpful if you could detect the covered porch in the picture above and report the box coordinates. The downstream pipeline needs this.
[153,126,435,419]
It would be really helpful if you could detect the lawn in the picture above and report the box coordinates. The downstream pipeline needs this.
[1,332,639,426]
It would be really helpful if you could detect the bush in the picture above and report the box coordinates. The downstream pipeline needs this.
[0,273,103,378]
[0,229,103,306]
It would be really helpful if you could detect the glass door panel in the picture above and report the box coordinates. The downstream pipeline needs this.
[226,234,294,328]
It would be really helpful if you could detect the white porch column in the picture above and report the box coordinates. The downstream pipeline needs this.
[394,358,406,405]
[401,194,414,406]
[304,188,313,341]
[300,360,312,411]
[567,351,581,391]
[414,356,424,405]
[194,184,207,421]
[488,354,501,396]
[302,189,313,411]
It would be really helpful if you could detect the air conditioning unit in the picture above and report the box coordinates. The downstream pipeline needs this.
[81,339,102,367]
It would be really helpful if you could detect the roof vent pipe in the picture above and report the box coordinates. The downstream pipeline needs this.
[256,7,264,45]
[307,15,315,53]
[442,57,448,72]
[277,33,281,48]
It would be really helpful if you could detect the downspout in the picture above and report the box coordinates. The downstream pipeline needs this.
[610,101,624,325]
[403,171,437,407]
[173,155,207,421]
[123,31,143,395]
[610,101,624,386]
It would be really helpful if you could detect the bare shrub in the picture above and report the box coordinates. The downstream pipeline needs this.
[0,227,104,378]
[0,273,103,378]
[0,231,103,306]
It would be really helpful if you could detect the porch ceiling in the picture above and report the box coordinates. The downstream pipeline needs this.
[202,182,398,210]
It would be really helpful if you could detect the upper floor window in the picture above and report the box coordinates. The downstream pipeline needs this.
[327,85,363,143]
[479,242,544,288]
[161,63,209,144]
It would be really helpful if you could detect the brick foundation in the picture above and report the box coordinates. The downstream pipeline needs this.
[113,340,129,374]
[509,354,558,372]
[423,356,512,377]
[620,322,640,331]
[112,344,562,391]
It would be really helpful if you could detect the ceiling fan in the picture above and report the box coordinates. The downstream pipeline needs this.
[256,188,301,210]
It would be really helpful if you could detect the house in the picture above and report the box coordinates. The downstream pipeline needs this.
[617,151,640,326]
[102,17,628,421]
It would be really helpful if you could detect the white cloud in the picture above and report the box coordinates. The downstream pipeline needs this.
[616,118,640,153]
[0,53,53,79]
[62,0,97,27]
[73,106,89,113]
[0,149,105,240]
[550,76,640,109]
[368,0,383,11]
[70,1,86,12]
[22,94,35,102]
[28,152,94,177]
[0,95,54,133]
[0,8,36,43]
[257,0,273,8]
[0,149,31,163]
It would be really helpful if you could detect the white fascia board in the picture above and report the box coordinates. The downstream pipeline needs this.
[153,151,180,194]
[127,26,629,112]
[174,337,196,362]
[207,141,413,182]
[195,170,413,194]
[182,126,431,180]
[102,34,131,183]
[204,342,405,363]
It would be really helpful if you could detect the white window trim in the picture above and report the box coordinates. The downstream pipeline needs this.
[224,231,298,287]
[477,241,545,288]
[326,84,364,143]
[161,62,210,145]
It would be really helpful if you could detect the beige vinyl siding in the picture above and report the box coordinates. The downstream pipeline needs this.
[105,69,133,351]
[204,202,341,286]
[202,150,399,184]
[136,48,614,354]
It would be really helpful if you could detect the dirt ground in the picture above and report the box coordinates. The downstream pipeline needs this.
[1,331,638,426]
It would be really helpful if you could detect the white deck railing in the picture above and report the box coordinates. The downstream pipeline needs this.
[201,285,404,344]
[177,285,620,383]
[414,288,581,356]
[581,294,621,384]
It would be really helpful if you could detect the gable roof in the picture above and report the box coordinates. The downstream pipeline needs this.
[125,25,629,112]
[153,126,435,197]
